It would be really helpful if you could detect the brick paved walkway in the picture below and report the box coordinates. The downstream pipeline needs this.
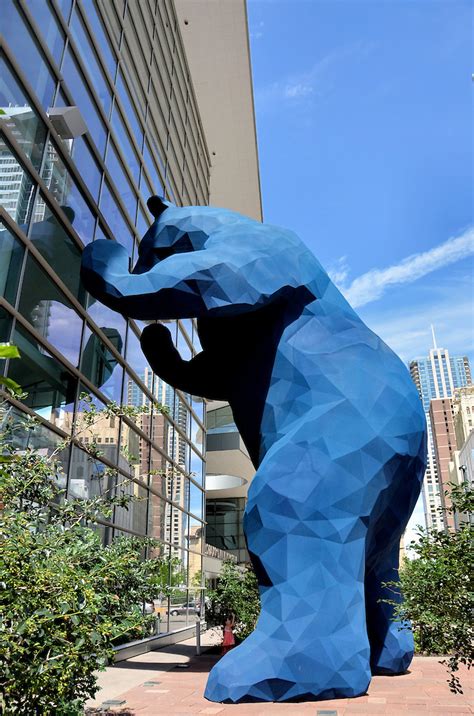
[88,635,472,715]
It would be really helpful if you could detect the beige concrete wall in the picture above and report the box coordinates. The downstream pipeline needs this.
[174,0,262,221]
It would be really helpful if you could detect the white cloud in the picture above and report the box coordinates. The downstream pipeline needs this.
[284,83,313,99]
[327,255,350,286]
[364,295,474,363]
[335,228,474,308]
[255,47,354,111]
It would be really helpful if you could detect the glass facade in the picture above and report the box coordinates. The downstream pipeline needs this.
[1,0,211,637]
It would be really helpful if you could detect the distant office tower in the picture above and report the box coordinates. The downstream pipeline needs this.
[410,331,472,530]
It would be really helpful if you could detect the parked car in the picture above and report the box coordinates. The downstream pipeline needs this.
[168,601,200,617]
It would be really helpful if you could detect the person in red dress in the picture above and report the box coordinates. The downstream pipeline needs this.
[221,613,236,656]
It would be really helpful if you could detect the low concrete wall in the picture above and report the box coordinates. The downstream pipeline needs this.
[113,621,206,662]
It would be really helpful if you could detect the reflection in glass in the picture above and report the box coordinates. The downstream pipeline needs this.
[114,480,148,535]
[2,405,70,492]
[189,479,204,520]
[115,70,144,153]
[61,134,102,202]
[149,447,167,496]
[30,194,87,306]
[206,497,246,558]
[3,5,56,108]
[142,139,164,197]
[19,252,83,365]
[40,138,96,245]
[190,449,204,486]
[110,103,140,184]
[0,223,24,306]
[74,386,120,465]
[0,308,12,353]
[99,180,133,252]
[0,58,47,173]
[61,48,107,154]
[80,325,123,400]
[24,0,66,65]
[79,0,117,78]
[105,141,137,221]
[70,8,112,117]
[86,292,126,344]
[147,490,169,545]
[68,443,112,500]
[0,140,37,227]
[171,506,189,564]
[8,323,77,432]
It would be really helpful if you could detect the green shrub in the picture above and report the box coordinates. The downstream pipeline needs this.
[206,560,260,641]
[0,347,174,714]
[383,482,473,693]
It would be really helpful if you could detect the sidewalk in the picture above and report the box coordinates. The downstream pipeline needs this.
[86,631,473,715]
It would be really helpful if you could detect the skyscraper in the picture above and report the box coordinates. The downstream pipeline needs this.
[409,330,472,530]
[1,0,260,646]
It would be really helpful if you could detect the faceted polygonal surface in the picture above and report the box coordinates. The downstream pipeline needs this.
[81,198,427,704]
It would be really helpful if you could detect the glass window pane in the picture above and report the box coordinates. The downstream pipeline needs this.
[0,139,37,227]
[61,48,107,155]
[70,7,112,117]
[79,0,117,78]
[190,449,204,486]
[86,292,126,345]
[114,480,148,535]
[5,406,70,495]
[59,134,102,202]
[0,222,25,306]
[0,58,48,173]
[8,323,77,432]
[143,139,164,197]
[0,308,13,364]
[30,193,87,306]
[110,104,141,184]
[115,70,144,150]
[190,415,204,453]
[18,252,84,365]
[125,327,150,382]
[136,204,150,240]
[105,141,137,222]
[40,138,96,245]
[188,518,204,560]
[189,480,204,520]
[3,5,56,108]
[99,180,133,252]
[80,325,124,400]
[147,490,169,544]
[68,443,114,500]
[24,0,66,65]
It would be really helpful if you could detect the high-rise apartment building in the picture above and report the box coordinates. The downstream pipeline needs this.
[1,0,260,646]
[429,398,457,529]
[410,335,472,530]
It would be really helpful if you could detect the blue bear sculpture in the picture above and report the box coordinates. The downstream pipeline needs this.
[81,196,426,704]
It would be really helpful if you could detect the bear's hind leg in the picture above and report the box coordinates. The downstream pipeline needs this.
[365,534,414,675]
[205,442,372,703]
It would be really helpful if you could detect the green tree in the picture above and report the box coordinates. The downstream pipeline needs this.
[383,482,473,694]
[0,344,174,714]
[206,560,260,641]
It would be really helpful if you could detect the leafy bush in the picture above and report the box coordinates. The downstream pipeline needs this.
[0,344,174,714]
[383,482,473,693]
[206,560,260,641]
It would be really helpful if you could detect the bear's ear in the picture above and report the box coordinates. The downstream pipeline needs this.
[147,195,168,219]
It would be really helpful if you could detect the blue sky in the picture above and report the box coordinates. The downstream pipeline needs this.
[247,0,473,540]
